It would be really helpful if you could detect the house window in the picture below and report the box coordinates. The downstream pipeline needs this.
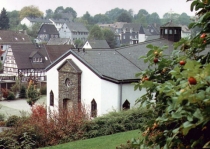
[174,29,177,34]
[165,29,168,34]
[130,41,132,44]
[130,36,132,39]
[1,56,3,60]
[169,30,172,34]
[91,99,97,117]
[123,35,125,39]
[122,100,130,110]
[130,28,133,33]
[50,91,54,106]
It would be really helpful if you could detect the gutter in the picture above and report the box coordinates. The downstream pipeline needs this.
[119,82,122,111]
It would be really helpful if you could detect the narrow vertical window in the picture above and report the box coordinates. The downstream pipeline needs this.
[91,99,97,117]
[50,90,54,106]
[122,100,130,110]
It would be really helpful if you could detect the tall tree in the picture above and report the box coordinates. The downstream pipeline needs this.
[45,9,53,18]
[178,12,191,25]
[102,28,116,49]
[134,9,150,27]
[19,5,43,20]
[8,10,20,30]
[63,7,77,19]
[93,14,111,24]
[88,25,104,40]
[117,12,132,23]
[0,8,10,30]
[148,12,161,25]
[54,6,64,14]
[105,8,128,22]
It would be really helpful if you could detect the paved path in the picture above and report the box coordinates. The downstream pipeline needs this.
[0,96,46,119]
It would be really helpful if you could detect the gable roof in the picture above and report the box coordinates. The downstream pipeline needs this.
[11,43,51,69]
[47,38,72,45]
[122,23,143,32]
[161,21,181,28]
[86,40,110,49]
[38,24,59,34]
[25,17,51,23]
[65,22,88,32]
[44,45,74,62]
[0,30,31,44]
[49,18,70,24]
[46,38,175,83]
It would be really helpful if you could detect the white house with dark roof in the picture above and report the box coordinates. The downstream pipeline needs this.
[20,17,52,28]
[49,18,70,31]
[45,21,182,117]
[82,40,110,49]
[59,22,89,42]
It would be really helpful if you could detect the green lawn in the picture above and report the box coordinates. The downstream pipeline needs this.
[42,129,141,149]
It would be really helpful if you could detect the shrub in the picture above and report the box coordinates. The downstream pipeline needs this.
[0,137,19,149]
[82,108,153,139]
[1,88,9,99]
[27,83,40,106]
[39,85,46,95]
[6,91,15,100]
[19,85,26,98]
[0,113,5,121]
[6,115,19,127]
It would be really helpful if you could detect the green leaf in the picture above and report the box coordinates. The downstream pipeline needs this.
[172,127,180,134]
[193,109,203,120]
[172,112,182,119]
[182,121,195,135]
[141,81,153,88]
[190,0,198,11]
[146,44,153,50]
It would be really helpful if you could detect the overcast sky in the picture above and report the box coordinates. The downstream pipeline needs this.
[0,0,196,18]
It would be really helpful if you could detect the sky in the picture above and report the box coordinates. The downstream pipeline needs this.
[0,0,196,18]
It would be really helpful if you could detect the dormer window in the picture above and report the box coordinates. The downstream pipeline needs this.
[22,38,25,40]
[33,57,43,63]
[0,37,2,40]
[15,37,18,40]
[43,29,46,32]
[130,28,133,33]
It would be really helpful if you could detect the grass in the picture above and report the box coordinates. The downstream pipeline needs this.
[42,129,141,149]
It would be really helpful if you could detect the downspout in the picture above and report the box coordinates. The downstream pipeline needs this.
[119,82,122,111]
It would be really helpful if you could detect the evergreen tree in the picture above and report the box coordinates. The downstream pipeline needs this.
[0,8,10,30]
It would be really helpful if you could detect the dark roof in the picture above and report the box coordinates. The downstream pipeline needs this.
[161,21,181,28]
[122,23,143,32]
[0,30,31,44]
[38,24,59,34]
[49,18,70,23]
[26,17,51,23]
[11,43,51,69]
[86,40,110,49]
[46,38,175,83]
[47,38,71,45]
[65,22,88,32]
[44,45,74,62]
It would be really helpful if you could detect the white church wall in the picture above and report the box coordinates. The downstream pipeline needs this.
[122,83,147,107]
[100,80,120,115]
